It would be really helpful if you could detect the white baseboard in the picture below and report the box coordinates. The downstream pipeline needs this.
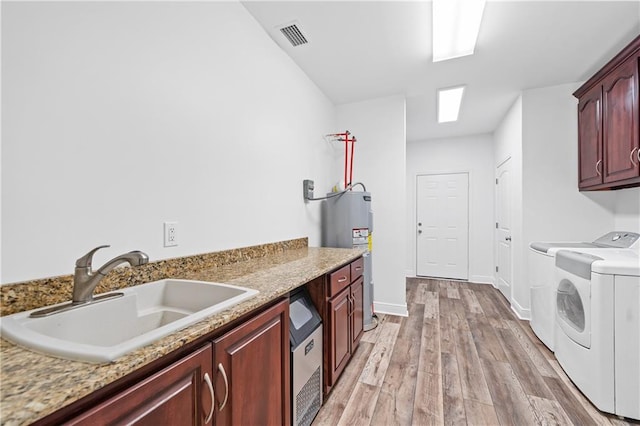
[373,301,409,317]
[406,274,496,286]
[470,275,495,285]
[510,298,531,320]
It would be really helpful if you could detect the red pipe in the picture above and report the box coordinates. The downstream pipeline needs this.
[344,134,348,190]
[349,136,356,187]
[327,131,354,190]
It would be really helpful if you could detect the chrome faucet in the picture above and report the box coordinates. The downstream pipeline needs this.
[30,245,150,318]
[72,245,149,304]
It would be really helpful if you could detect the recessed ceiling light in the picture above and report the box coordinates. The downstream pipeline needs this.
[438,86,465,123]
[432,0,486,62]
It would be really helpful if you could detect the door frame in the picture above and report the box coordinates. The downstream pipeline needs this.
[413,170,471,279]
[494,156,513,300]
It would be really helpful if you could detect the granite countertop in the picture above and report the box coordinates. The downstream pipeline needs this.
[0,246,363,426]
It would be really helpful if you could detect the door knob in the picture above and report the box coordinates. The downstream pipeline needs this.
[418,223,422,226]
[418,230,422,234]
[505,236,512,241]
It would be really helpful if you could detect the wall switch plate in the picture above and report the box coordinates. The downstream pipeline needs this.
[303,179,314,201]
[164,222,178,247]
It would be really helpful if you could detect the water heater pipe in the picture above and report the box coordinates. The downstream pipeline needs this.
[326,131,357,188]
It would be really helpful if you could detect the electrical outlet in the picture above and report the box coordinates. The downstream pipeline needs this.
[303,179,314,201]
[164,222,178,247]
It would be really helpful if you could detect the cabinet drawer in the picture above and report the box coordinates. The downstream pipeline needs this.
[350,257,364,280]
[328,265,351,297]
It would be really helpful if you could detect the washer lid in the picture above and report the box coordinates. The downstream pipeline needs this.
[529,231,640,253]
[530,242,598,253]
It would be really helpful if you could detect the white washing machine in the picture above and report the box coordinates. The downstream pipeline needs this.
[529,232,639,351]
[554,247,640,420]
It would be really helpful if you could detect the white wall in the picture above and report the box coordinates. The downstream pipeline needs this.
[493,83,635,318]
[517,83,619,316]
[406,135,495,284]
[614,188,640,232]
[1,2,338,283]
[493,95,523,308]
[336,96,408,316]
[494,96,522,172]
[522,83,617,242]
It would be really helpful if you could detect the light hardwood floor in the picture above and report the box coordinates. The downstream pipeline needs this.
[313,278,640,426]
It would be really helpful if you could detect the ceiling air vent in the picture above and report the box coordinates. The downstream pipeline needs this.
[278,22,309,47]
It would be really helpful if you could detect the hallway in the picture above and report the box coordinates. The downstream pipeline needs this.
[313,278,637,425]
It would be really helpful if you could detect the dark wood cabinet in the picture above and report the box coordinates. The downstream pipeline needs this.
[328,286,351,386]
[577,84,603,188]
[574,35,640,190]
[212,298,290,426]
[308,256,364,396]
[61,299,290,426]
[350,276,364,349]
[602,54,639,183]
[67,344,214,425]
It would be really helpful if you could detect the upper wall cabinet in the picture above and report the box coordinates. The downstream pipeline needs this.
[574,35,640,191]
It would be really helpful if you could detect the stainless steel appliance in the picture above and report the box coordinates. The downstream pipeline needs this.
[289,287,323,426]
[321,190,375,330]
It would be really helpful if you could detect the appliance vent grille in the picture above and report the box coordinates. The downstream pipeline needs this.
[279,24,308,47]
[295,366,321,426]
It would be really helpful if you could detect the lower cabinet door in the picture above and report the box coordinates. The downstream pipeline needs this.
[67,344,214,425]
[328,287,351,387]
[213,299,290,426]
[351,277,364,348]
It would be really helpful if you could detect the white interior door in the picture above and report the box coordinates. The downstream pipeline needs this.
[416,173,469,280]
[495,158,512,300]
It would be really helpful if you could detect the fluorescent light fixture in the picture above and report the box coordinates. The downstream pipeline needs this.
[438,86,465,123]
[432,0,486,62]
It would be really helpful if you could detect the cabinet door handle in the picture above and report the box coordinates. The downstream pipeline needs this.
[337,276,348,283]
[217,363,229,411]
[203,373,215,424]
[596,160,602,176]
[631,148,639,166]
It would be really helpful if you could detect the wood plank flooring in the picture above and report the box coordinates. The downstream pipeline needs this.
[313,278,640,426]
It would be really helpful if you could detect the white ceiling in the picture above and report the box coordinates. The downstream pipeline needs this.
[242,1,640,142]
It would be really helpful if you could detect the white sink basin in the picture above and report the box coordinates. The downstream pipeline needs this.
[0,279,258,363]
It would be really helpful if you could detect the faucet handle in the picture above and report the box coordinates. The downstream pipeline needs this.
[75,245,110,269]
[127,251,150,265]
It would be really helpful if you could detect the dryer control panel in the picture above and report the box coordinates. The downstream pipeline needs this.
[594,232,640,249]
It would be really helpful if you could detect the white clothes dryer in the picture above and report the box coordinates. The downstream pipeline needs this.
[554,247,640,420]
[529,232,639,351]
